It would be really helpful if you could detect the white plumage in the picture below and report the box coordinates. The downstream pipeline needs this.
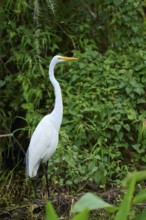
[26,114,59,177]
[26,55,77,180]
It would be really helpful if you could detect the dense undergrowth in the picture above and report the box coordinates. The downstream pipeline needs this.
[0,0,146,219]
[46,170,146,220]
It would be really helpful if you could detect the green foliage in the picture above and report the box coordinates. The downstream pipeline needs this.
[0,0,146,196]
[46,201,59,220]
[71,209,89,220]
[72,171,146,219]
[45,201,89,220]
[133,188,146,204]
[107,0,145,49]
[72,192,115,213]
[48,47,146,188]
[45,171,146,220]
[115,170,146,220]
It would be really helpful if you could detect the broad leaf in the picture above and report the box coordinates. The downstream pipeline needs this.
[46,201,59,220]
[71,209,89,220]
[72,192,115,213]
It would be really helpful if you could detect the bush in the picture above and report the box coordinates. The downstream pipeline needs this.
[46,47,146,188]
[0,0,146,190]
[46,170,146,220]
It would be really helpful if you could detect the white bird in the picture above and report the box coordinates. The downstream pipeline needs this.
[26,55,77,199]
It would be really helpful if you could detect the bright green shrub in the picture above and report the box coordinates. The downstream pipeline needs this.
[48,47,146,187]
[0,0,146,189]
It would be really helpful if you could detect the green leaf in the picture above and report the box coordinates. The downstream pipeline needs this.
[71,209,89,220]
[45,201,59,220]
[72,192,115,213]
[123,124,130,131]
[115,175,136,220]
[133,189,146,204]
[135,87,144,95]
[113,0,122,6]
[133,211,146,220]
[124,171,146,184]
[115,124,121,132]
[21,103,34,110]
[132,26,139,33]
[39,63,45,77]
[0,80,6,88]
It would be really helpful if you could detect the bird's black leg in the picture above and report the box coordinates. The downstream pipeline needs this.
[33,170,39,202]
[44,161,50,200]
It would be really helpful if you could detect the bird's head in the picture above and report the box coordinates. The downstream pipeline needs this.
[53,55,78,64]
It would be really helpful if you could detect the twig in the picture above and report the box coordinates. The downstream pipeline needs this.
[0,133,13,137]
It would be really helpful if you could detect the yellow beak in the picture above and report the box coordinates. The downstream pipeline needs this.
[59,56,78,61]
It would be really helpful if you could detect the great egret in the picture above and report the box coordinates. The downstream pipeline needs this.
[26,55,77,199]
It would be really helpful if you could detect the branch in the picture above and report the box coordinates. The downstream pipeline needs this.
[0,133,13,138]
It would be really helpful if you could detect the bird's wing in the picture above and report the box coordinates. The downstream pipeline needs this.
[26,115,58,177]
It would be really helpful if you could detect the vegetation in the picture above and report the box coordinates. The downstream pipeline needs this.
[46,170,146,220]
[0,0,146,219]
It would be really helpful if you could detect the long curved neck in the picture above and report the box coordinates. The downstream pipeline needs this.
[49,61,63,130]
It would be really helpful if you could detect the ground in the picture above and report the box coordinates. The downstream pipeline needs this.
[0,169,146,219]
[0,168,121,220]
